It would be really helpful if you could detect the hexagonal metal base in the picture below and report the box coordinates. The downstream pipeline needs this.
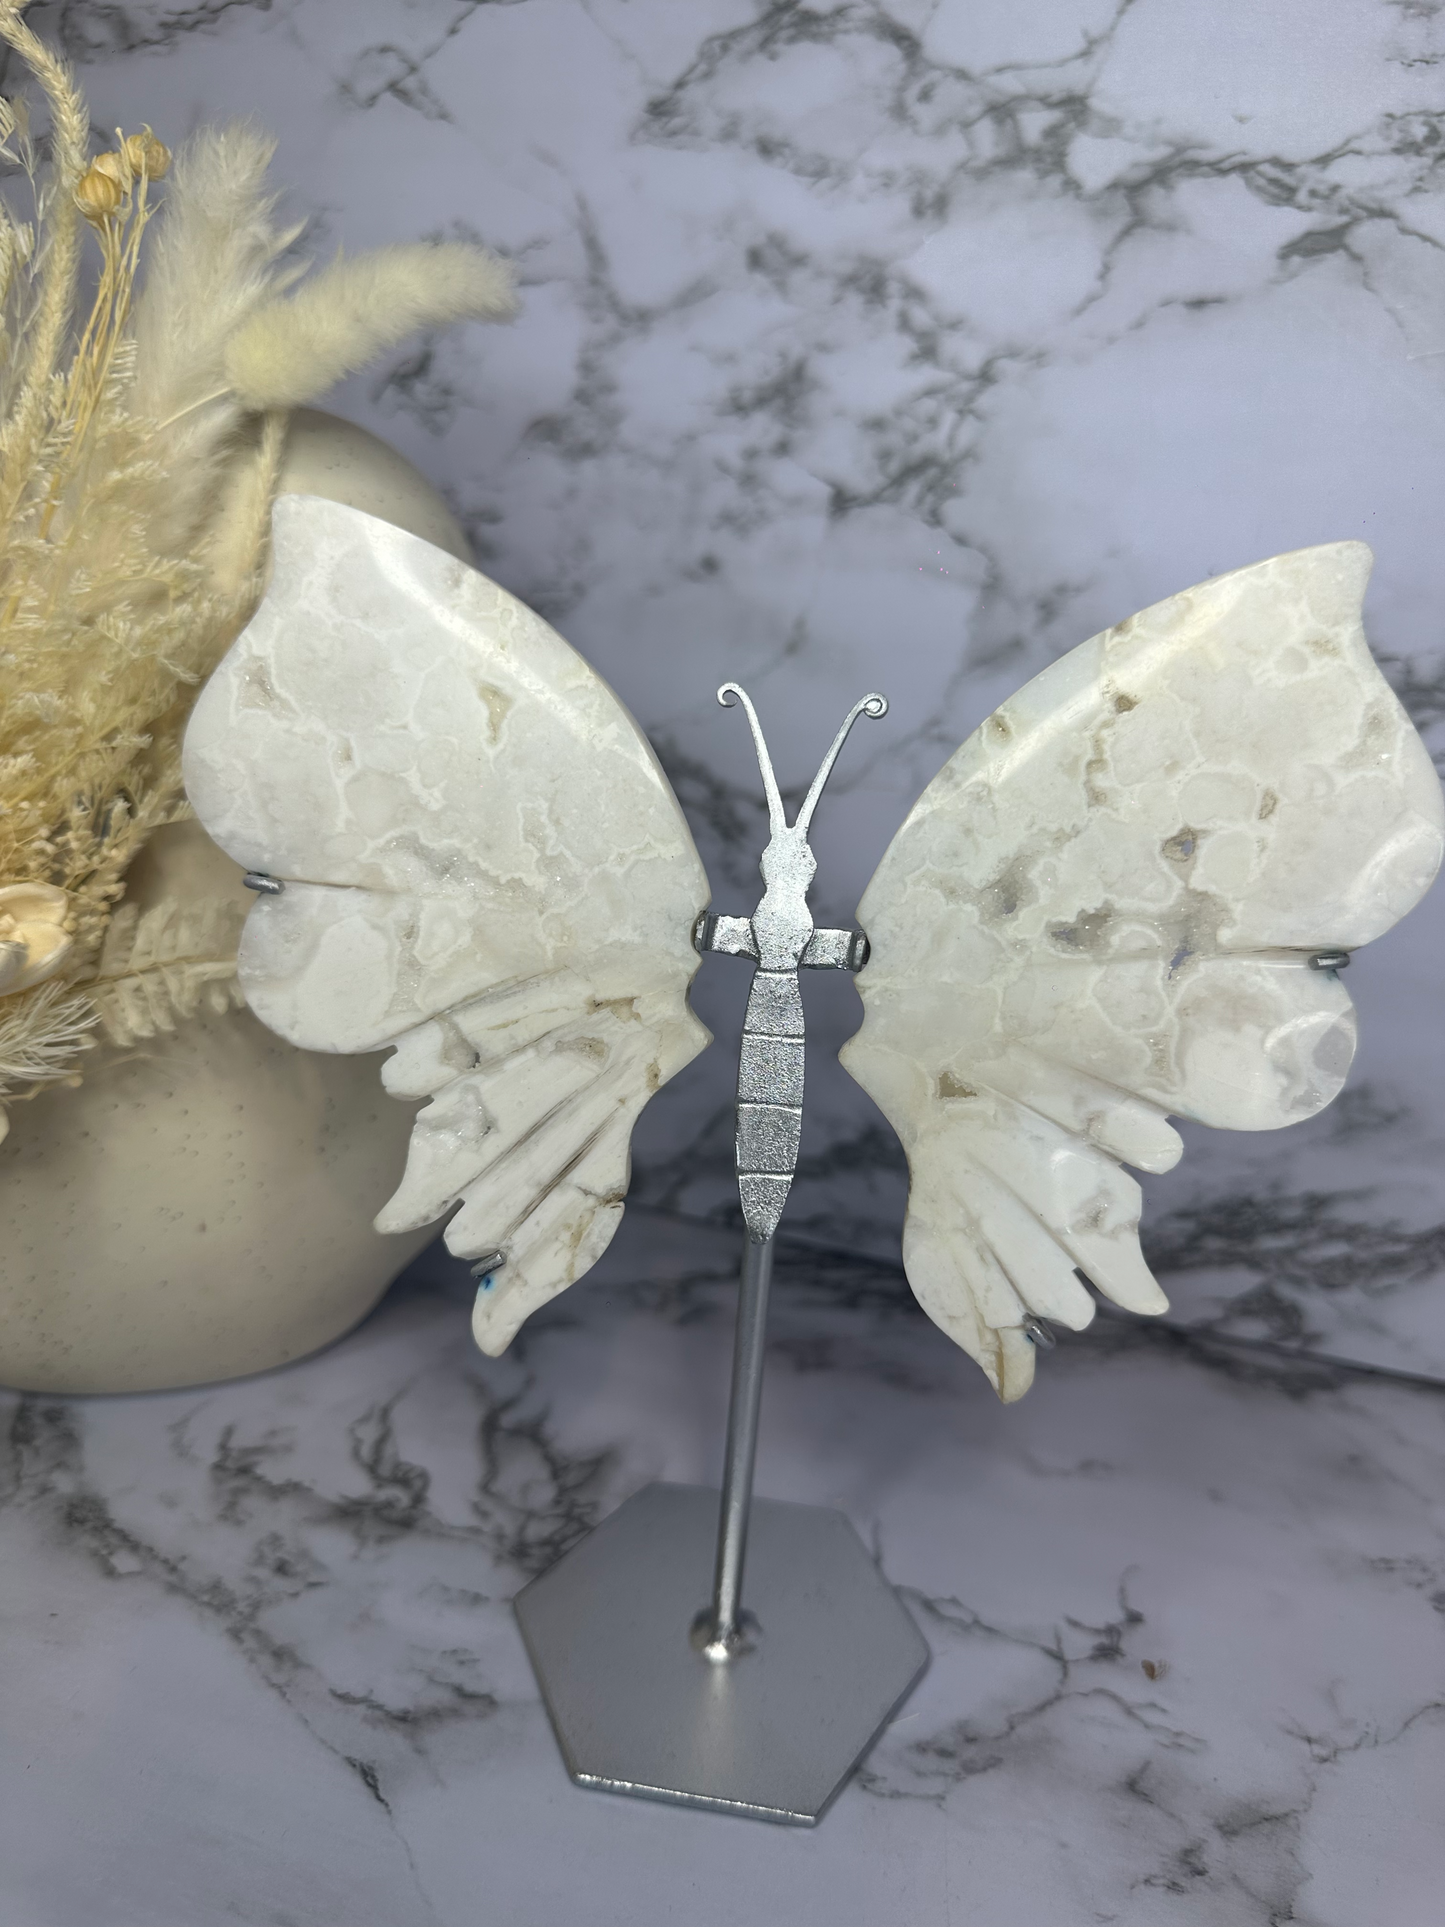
[514,1482,928,1825]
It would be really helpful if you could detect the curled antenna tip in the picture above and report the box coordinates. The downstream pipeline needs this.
[863,693,888,719]
[717,682,743,708]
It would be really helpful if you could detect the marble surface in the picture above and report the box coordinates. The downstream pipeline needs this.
[31,0,1445,1375]
[184,496,709,1353]
[4,1216,1444,1925]
[13,13,1445,1911]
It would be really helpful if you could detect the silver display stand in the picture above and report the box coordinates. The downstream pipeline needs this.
[515,687,928,1824]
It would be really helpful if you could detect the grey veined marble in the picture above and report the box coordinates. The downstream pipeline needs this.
[183,500,1440,1397]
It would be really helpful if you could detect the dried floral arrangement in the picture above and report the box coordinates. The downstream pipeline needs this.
[0,1,515,1136]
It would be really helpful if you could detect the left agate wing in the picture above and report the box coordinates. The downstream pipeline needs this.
[183,496,710,1354]
[842,542,1443,1401]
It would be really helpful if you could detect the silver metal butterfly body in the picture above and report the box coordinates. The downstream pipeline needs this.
[183,498,1444,1401]
[693,683,886,1245]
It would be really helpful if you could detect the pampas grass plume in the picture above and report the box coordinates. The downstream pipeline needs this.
[223,241,517,411]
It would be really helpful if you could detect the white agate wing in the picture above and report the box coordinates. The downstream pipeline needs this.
[183,496,710,1354]
[841,543,1443,1401]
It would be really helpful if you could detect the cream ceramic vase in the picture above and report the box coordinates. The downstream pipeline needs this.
[0,411,471,1393]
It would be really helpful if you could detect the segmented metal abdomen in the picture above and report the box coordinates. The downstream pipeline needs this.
[736,967,805,1242]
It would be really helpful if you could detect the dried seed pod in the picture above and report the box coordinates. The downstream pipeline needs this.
[74,161,124,223]
[0,883,74,995]
[91,149,127,186]
[123,128,170,180]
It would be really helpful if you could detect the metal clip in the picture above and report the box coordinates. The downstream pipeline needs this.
[799,927,870,973]
[694,912,759,961]
[1308,950,1350,972]
[470,1250,507,1294]
[242,872,285,895]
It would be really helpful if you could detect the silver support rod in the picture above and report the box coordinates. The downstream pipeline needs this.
[699,1231,775,1660]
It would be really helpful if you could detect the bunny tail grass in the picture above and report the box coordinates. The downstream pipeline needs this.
[223,240,517,411]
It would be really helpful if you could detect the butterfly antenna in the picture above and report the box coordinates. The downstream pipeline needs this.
[718,683,786,835]
[793,692,889,836]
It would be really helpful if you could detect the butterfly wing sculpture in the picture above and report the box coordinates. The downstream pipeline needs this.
[185,506,1441,1399]
[841,542,1444,1398]
[182,495,710,1355]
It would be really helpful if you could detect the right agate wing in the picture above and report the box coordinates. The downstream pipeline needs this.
[842,542,1443,1402]
[183,496,710,1355]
